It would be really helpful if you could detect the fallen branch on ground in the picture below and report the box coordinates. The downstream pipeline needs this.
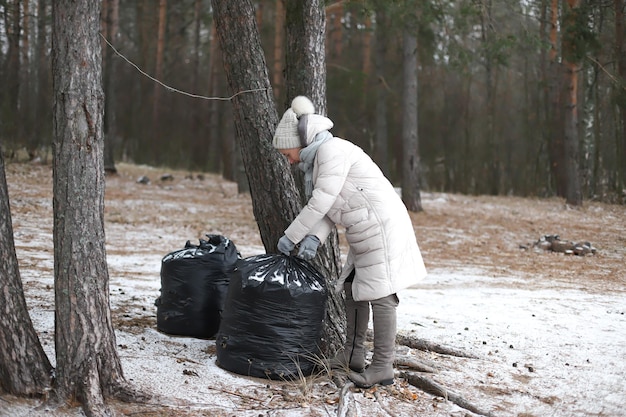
[402,371,493,417]
[396,334,478,359]
[336,381,357,417]
[373,389,400,417]
[205,385,266,403]
[394,355,437,373]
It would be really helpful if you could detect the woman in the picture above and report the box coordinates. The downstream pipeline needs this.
[273,96,427,388]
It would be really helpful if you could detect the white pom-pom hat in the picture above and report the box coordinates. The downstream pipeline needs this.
[273,96,333,149]
[291,96,316,116]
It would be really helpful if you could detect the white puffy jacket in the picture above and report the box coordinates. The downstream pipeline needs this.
[284,136,427,301]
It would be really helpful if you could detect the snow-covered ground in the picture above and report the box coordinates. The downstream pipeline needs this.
[398,271,626,417]
[2,162,624,416]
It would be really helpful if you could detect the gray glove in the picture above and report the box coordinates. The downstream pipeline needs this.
[297,235,321,260]
[277,235,296,255]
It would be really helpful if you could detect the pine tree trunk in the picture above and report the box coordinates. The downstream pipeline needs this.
[374,7,390,177]
[615,0,626,192]
[2,0,21,143]
[189,0,204,171]
[211,0,344,354]
[327,2,343,58]
[562,0,582,206]
[51,1,141,414]
[272,0,285,103]
[0,152,53,396]
[34,0,51,153]
[211,0,300,257]
[480,0,500,195]
[102,0,119,174]
[548,0,567,196]
[21,0,33,154]
[152,0,167,144]
[207,22,222,173]
[284,0,327,112]
[401,29,422,212]
[283,0,344,352]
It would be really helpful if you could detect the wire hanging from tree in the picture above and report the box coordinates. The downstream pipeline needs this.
[99,33,268,101]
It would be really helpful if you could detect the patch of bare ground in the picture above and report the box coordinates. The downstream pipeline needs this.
[8,161,625,290]
[412,192,625,292]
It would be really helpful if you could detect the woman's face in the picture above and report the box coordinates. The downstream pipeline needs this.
[279,147,301,165]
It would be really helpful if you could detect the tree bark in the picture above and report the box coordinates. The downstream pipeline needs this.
[401,28,423,212]
[51,1,144,414]
[615,0,626,192]
[284,0,327,111]
[272,0,285,103]
[374,6,390,177]
[211,0,344,354]
[189,0,205,171]
[561,0,582,206]
[207,22,222,173]
[210,0,299,258]
[283,0,344,353]
[326,2,343,59]
[479,0,500,195]
[0,151,53,396]
[152,0,167,145]
[362,14,372,81]
[21,0,32,153]
[34,0,52,154]
[1,0,21,143]
[547,0,567,196]
[102,0,119,174]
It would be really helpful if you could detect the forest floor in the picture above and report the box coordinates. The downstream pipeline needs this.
[1,160,625,417]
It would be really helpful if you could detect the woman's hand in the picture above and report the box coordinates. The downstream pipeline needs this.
[297,235,320,260]
[277,235,296,255]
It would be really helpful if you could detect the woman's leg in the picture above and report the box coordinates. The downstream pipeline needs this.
[348,293,398,387]
[329,276,369,372]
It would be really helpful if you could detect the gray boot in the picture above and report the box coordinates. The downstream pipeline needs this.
[348,293,398,388]
[328,282,369,373]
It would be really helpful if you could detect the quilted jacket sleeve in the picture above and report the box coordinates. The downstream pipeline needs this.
[284,141,349,244]
[309,216,335,243]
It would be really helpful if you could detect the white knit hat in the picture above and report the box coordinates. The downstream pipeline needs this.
[273,96,330,149]
[298,113,334,146]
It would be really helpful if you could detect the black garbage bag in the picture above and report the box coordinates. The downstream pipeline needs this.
[216,254,327,380]
[156,234,240,339]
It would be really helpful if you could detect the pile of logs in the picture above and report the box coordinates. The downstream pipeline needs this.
[528,234,597,256]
